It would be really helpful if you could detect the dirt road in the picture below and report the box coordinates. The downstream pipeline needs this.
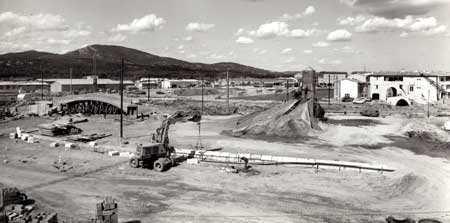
[0,114,449,222]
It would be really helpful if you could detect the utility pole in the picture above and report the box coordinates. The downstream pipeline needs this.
[69,67,73,93]
[226,69,229,114]
[427,89,430,118]
[328,74,331,106]
[120,59,124,140]
[40,62,43,100]
[201,75,204,114]
[147,73,150,102]
[286,79,289,103]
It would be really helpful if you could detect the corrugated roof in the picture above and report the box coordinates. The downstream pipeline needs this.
[42,79,133,85]
[369,71,450,77]
[0,81,49,86]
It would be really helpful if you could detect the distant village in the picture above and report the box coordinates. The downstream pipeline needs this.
[1,70,450,107]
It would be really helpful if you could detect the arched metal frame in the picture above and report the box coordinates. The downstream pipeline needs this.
[61,100,125,115]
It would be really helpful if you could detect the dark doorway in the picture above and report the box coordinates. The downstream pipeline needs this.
[396,99,409,106]
[387,87,397,97]
[372,93,380,100]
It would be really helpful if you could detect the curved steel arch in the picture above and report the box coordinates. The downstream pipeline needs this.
[61,99,126,115]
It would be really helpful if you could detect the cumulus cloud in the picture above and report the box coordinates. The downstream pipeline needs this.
[114,14,165,33]
[327,29,352,41]
[0,11,67,31]
[339,0,449,18]
[303,49,313,54]
[236,36,254,44]
[304,6,316,15]
[283,56,296,64]
[183,36,193,41]
[108,33,127,43]
[312,41,330,47]
[318,58,342,65]
[279,5,316,21]
[186,22,215,32]
[339,14,448,36]
[249,21,318,39]
[281,48,293,54]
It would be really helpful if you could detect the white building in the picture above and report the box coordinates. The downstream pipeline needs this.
[135,78,162,89]
[334,79,365,98]
[161,79,199,89]
[368,71,445,104]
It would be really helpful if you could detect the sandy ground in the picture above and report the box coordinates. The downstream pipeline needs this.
[1,111,450,223]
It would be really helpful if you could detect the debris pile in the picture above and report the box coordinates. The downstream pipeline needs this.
[92,196,118,223]
[231,99,320,138]
[52,158,73,173]
[38,123,82,137]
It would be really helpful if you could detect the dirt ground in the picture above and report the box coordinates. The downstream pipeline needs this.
[1,105,450,223]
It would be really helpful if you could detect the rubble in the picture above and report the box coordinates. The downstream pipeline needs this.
[92,197,118,223]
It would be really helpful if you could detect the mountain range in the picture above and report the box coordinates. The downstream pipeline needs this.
[0,44,292,80]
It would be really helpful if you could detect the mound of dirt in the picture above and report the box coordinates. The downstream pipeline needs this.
[231,100,319,138]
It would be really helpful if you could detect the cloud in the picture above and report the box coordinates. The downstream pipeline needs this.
[249,21,290,38]
[234,28,245,36]
[312,41,330,47]
[327,29,352,41]
[283,56,296,64]
[340,15,448,36]
[400,32,409,37]
[290,28,319,38]
[4,26,26,37]
[236,36,254,44]
[304,6,316,15]
[186,22,215,32]
[253,48,267,54]
[249,21,318,39]
[47,38,70,45]
[0,11,67,31]
[339,0,449,18]
[279,5,316,21]
[114,14,165,33]
[108,33,127,43]
[183,36,193,41]
[208,53,225,60]
[281,48,293,54]
[63,29,91,38]
[318,58,342,65]
[303,49,313,54]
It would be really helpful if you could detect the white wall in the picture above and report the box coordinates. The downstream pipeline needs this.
[369,76,438,102]
[335,79,358,98]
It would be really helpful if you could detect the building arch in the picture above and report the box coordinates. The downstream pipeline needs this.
[387,87,398,97]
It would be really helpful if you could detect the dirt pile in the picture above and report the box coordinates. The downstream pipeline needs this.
[231,99,318,139]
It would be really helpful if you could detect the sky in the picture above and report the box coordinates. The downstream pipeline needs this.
[0,0,449,72]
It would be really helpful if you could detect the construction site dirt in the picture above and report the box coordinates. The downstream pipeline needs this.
[1,98,450,223]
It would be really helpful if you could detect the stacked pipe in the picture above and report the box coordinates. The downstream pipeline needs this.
[175,149,394,172]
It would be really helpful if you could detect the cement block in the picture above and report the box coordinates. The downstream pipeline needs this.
[108,151,119,156]
[50,142,59,147]
[119,152,132,158]
[186,158,200,165]
[88,141,98,147]
[65,143,78,149]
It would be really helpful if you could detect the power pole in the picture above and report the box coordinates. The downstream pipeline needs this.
[328,74,331,106]
[69,67,73,93]
[120,59,124,140]
[226,69,229,114]
[286,79,289,102]
[427,89,430,118]
[147,73,150,102]
[40,62,43,100]
[201,75,204,114]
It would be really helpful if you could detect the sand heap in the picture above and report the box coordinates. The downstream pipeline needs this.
[231,99,319,139]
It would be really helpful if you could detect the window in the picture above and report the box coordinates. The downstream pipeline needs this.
[375,85,378,89]
[410,86,414,92]
[417,78,421,81]
[447,85,450,89]
[399,85,403,89]
[441,77,445,82]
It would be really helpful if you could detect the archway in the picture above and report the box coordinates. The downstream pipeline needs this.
[62,100,125,115]
[396,99,409,106]
[387,87,398,97]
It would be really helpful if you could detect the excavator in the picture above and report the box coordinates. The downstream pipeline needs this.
[129,110,201,171]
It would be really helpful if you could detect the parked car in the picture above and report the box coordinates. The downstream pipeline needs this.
[342,94,353,102]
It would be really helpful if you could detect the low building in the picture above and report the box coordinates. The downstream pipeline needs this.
[334,79,366,98]
[317,71,348,88]
[0,81,50,93]
[43,78,134,93]
[161,79,199,88]
[135,78,162,89]
[368,71,444,103]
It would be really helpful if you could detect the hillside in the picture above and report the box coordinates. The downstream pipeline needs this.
[0,44,290,80]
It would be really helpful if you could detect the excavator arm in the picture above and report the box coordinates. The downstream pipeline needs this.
[153,110,202,148]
